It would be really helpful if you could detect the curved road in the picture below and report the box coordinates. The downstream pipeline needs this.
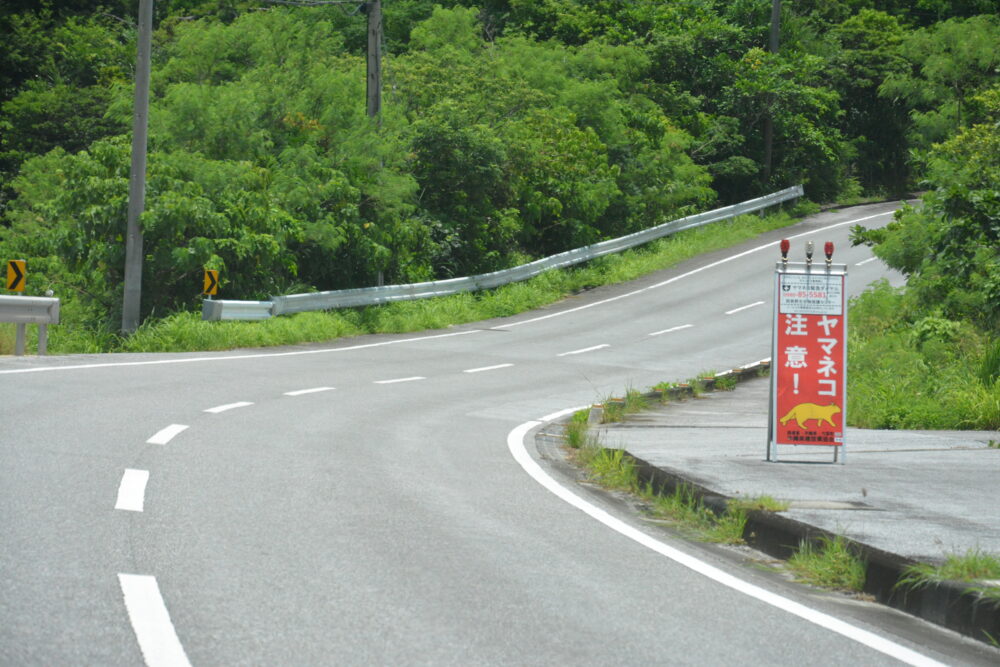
[2,202,993,665]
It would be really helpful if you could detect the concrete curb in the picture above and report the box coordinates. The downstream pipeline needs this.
[569,363,1000,646]
[627,453,1000,645]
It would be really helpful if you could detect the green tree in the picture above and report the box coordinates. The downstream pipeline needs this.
[880,15,1000,150]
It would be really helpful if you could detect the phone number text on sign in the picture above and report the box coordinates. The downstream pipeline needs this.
[779,274,843,315]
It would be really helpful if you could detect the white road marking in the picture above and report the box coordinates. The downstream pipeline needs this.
[463,363,514,374]
[118,573,192,667]
[115,469,150,512]
[284,387,335,396]
[507,418,944,667]
[0,210,895,376]
[146,424,188,445]
[856,257,878,266]
[374,376,426,384]
[504,211,895,329]
[557,344,610,357]
[648,324,693,337]
[725,301,765,315]
[0,329,479,375]
[203,401,253,414]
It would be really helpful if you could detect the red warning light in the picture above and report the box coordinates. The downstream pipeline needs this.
[824,241,834,260]
[780,239,790,262]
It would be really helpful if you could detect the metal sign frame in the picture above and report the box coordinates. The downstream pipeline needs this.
[767,260,848,463]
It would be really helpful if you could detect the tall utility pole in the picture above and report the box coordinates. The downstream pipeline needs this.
[122,0,153,333]
[762,0,780,182]
[366,0,382,122]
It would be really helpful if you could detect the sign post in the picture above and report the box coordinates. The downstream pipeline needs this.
[768,241,847,463]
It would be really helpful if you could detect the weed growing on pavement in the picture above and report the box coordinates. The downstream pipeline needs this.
[787,535,867,592]
[898,549,1000,589]
[583,447,639,492]
[564,409,592,449]
[728,495,790,513]
[599,386,648,423]
[714,373,738,391]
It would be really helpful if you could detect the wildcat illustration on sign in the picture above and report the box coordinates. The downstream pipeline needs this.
[779,402,841,429]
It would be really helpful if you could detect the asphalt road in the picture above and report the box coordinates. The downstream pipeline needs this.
[3,201,991,665]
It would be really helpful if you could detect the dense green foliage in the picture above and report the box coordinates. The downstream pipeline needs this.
[846,85,999,430]
[1,1,997,386]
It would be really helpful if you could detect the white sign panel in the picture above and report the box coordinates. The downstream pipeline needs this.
[779,274,843,315]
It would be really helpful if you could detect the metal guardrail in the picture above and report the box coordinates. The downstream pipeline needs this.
[0,294,60,355]
[201,298,274,321]
[204,185,804,321]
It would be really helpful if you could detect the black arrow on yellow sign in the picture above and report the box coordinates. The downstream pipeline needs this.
[203,269,219,296]
[6,260,25,292]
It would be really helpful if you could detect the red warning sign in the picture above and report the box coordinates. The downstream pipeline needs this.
[772,271,847,448]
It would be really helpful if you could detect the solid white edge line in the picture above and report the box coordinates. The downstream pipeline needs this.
[115,469,150,512]
[0,210,896,377]
[725,301,765,315]
[0,329,480,375]
[504,210,895,329]
[856,257,878,266]
[557,344,610,357]
[507,418,945,667]
[203,401,253,414]
[648,324,693,337]
[374,376,426,384]
[284,387,335,396]
[146,424,189,445]
[463,363,514,374]
[118,573,192,667]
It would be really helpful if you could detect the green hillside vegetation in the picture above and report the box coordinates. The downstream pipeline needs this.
[0,1,997,428]
[849,86,1000,430]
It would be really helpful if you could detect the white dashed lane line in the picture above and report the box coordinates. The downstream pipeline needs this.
[463,363,514,374]
[557,344,610,357]
[118,574,192,667]
[204,401,254,414]
[284,387,335,396]
[856,257,878,266]
[648,324,693,337]
[724,301,765,315]
[115,469,150,512]
[146,424,189,445]
[374,376,426,384]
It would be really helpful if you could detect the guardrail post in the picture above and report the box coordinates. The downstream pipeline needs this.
[15,323,26,356]
[38,324,48,355]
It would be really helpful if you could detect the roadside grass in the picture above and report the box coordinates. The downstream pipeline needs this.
[787,535,867,592]
[24,208,805,355]
[564,409,592,449]
[600,386,648,423]
[847,281,1000,430]
[898,549,1000,603]
[566,371,876,594]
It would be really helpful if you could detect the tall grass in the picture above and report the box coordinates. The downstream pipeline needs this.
[23,208,804,355]
[848,281,1000,430]
[787,535,867,592]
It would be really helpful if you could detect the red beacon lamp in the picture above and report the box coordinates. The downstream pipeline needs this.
[780,239,790,266]
[825,241,835,267]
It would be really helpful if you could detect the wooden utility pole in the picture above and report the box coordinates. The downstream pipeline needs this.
[762,0,780,183]
[366,0,382,122]
[123,0,152,333]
